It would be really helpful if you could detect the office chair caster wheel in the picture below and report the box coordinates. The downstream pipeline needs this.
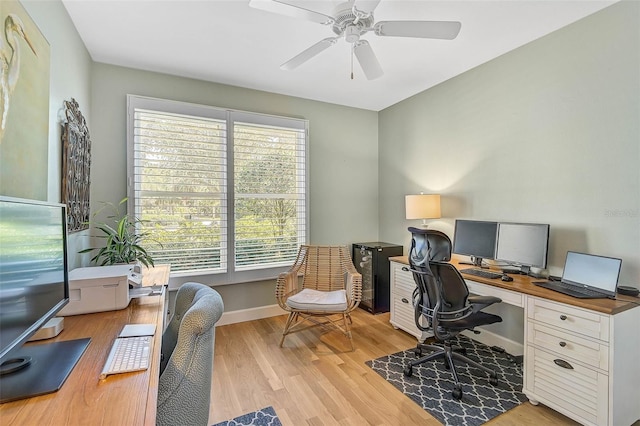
[452,387,463,400]
[414,348,423,357]
[489,376,498,386]
[403,366,413,377]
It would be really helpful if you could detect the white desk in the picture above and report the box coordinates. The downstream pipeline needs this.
[389,256,640,426]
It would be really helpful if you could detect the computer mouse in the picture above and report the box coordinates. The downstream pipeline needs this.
[501,274,513,282]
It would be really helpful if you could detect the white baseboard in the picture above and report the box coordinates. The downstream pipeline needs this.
[217,306,525,357]
[217,304,286,326]
[461,329,524,356]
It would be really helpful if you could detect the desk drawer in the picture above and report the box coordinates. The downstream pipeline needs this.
[526,346,608,425]
[391,296,431,339]
[465,280,524,307]
[392,296,418,331]
[527,297,609,342]
[527,322,609,371]
[391,263,417,297]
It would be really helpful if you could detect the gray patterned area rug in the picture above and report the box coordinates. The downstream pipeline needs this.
[212,406,282,426]
[366,336,527,426]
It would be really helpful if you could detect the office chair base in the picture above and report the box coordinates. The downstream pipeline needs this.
[403,341,498,400]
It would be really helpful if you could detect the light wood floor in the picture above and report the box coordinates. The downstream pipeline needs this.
[210,309,579,425]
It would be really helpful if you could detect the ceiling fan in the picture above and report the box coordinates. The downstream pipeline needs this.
[249,0,461,80]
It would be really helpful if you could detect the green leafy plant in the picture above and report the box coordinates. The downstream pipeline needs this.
[79,198,156,267]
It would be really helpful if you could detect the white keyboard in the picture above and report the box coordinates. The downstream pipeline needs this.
[100,335,152,379]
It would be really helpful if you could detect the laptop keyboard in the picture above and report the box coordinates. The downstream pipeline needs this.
[533,281,607,299]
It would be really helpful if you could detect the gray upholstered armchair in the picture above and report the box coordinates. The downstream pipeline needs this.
[157,282,224,426]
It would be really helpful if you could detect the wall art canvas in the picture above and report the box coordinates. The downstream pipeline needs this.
[0,0,50,200]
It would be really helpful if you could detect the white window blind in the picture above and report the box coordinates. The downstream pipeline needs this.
[233,121,306,270]
[127,95,308,280]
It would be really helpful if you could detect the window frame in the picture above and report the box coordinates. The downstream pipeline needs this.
[126,95,309,284]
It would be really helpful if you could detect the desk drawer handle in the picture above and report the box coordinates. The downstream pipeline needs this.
[559,315,568,321]
[553,359,574,370]
[401,298,409,304]
[559,341,567,348]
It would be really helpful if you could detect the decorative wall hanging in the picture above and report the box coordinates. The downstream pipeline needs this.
[62,98,91,233]
[0,0,50,200]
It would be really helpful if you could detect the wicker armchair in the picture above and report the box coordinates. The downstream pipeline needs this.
[276,245,362,350]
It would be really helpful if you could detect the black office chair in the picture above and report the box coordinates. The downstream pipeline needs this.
[403,227,503,400]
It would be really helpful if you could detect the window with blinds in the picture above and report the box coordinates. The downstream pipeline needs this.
[127,96,307,280]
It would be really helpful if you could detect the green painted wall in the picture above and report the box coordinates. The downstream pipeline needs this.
[89,63,379,310]
[379,0,638,283]
[378,1,639,343]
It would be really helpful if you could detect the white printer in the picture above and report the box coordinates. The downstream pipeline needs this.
[59,264,137,316]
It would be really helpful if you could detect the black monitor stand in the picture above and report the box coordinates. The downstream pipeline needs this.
[501,265,548,279]
[457,256,488,268]
[502,265,531,275]
[0,338,90,403]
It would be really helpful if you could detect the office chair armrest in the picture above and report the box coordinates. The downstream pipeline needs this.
[468,295,502,312]
[403,266,432,277]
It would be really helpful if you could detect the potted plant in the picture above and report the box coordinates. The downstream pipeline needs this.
[79,198,156,267]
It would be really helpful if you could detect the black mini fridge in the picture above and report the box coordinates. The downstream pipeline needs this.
[352,242,403,314]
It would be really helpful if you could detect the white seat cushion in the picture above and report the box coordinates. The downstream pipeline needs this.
[286,288,348,312]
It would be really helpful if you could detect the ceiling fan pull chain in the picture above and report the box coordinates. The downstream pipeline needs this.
[351,44,354,80]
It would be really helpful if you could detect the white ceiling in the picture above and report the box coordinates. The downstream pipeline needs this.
[62,0,616,111]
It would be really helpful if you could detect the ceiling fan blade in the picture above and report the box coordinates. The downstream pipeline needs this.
[354,0,382,14]
[280,37,338,71]
[374,21,462,40]
[249,0,335,25]
[354,40,383,80]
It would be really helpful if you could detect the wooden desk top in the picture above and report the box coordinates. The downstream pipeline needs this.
[390,255,640,316]
[142,263,171,287]
[0,291,166,425]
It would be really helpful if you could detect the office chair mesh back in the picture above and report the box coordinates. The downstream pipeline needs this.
[408,226,451,266]
[157,282,224,426]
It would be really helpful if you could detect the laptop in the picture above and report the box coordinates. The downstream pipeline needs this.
[533,251,622,299]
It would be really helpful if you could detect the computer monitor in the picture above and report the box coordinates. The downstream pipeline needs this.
[452,219,498,267]
[495,222,550,275]
[0,197,90,403]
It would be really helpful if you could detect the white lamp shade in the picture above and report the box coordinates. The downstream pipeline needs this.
[405,194,441,220]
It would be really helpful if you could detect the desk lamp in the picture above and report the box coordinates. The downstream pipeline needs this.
[405,194,441,228]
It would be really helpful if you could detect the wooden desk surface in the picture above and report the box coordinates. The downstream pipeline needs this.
[0,291,166,425]
[390,255,639,316]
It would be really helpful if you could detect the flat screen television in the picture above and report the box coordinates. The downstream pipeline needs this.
[0,196,89,403]
[495,222,550,275]
[452,219,498,267]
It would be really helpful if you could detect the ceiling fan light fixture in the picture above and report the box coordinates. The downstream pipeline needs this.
[345,25,361,43]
